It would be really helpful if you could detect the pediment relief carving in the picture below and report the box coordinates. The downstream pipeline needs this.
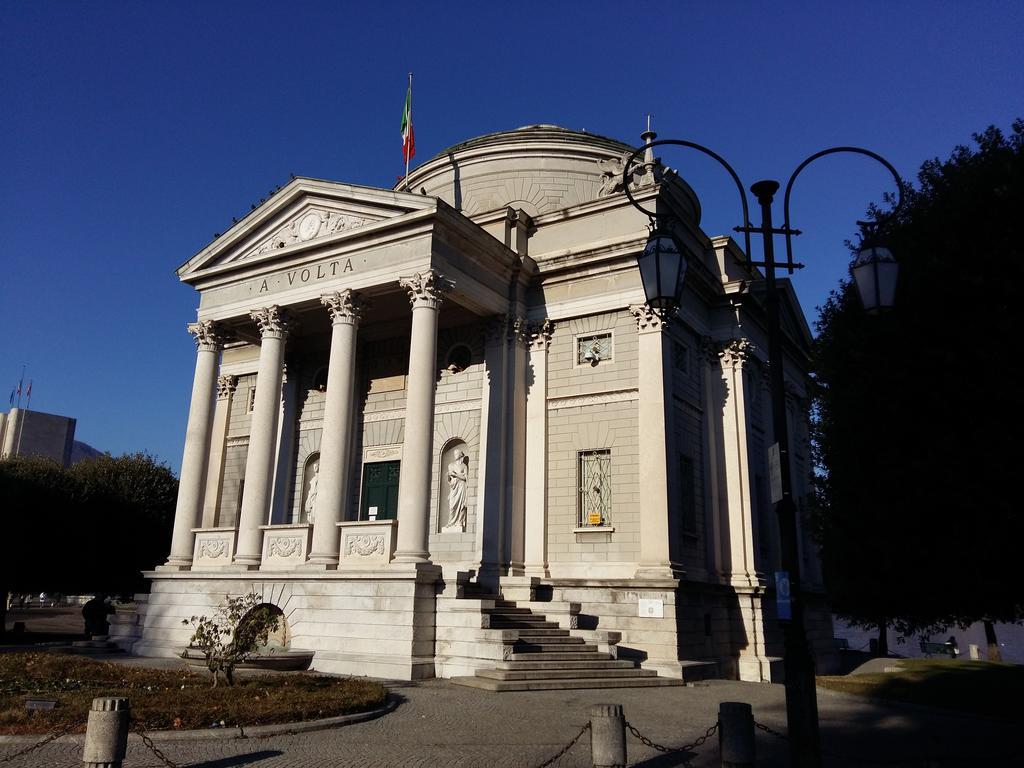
[234,206,375,262]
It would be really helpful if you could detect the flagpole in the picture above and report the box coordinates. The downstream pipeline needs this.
[405,72,413,190]
[16,365,24,409]
[25,381,32,411]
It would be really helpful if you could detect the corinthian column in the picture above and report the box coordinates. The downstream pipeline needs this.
[166,320,227,568]
[631,304,674,578]
[393,270,453,563]
[234,306,295,567]
[308,290,366,566]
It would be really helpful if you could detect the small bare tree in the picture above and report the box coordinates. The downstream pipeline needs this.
[182,593,280,687]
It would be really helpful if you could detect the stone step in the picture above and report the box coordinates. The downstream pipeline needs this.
[450,675,685,692]
[488,620,560,630]
[512,635,583,645]
[495,659,639,671]
[489,612,551,622]
[476,667,658,681]
[508,651,613,662]
[481,610,532,618]
[514,642,598,653]
[493,628,570,637]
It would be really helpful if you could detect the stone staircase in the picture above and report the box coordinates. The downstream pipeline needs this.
[450,600,683,692]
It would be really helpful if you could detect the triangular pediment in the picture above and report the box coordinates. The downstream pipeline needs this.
[178,177,437,280]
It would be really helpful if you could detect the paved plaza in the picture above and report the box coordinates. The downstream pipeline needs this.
[2,670,1016,767]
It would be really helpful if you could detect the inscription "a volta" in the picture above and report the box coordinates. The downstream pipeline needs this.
[255,258,354,294]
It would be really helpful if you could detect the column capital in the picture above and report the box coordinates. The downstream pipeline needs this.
[629,303,667,333]
[321,289,368,325]
[399,269,454,309]
[250,305,296,339]
[718,338,758,369]
[528,319,554,351]
[508,316,529,347]
[216,374,238,400]
[187,320,229,351]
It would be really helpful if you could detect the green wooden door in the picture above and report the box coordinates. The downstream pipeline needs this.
[360,461,400,520]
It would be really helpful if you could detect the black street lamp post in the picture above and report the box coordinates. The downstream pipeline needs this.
[624,140,904,768]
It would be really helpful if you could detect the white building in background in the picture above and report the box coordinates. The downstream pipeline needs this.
[127,125,836,685]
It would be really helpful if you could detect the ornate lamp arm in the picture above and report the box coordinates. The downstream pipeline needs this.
[781,147,906,270]
[622,139,754,262]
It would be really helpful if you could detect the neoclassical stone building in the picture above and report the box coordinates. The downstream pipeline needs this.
[130,125,835,683]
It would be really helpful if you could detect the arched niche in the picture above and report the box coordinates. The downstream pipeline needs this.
[300,452,320,524]
[240,603,289,652]
[438,438,469,533]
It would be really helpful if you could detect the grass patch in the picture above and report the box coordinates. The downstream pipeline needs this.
[0,652,387,735]
[817,659,1024,720]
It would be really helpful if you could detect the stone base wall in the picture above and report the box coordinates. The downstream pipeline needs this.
[137,568,439,680]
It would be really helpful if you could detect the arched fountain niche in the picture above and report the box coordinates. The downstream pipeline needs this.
[236,603,312,671]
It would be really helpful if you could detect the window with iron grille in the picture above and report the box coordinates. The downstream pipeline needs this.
[578,449,611,527]
[577,332,613,366]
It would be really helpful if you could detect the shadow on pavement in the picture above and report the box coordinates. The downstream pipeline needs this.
[186,750,283,767]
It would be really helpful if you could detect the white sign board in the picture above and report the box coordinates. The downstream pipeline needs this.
[638,598,664,618]
[368,506,378,520]
[768,443,783,504]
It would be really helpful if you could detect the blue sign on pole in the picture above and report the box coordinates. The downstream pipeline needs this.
[775,571,792,621]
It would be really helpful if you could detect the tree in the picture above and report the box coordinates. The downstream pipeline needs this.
[0,453,177,635]
[68,453,178,595]
[182,594,281,687]
[813,120,1024,656]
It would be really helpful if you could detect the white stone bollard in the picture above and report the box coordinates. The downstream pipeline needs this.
[719,701,755,768]
[590,703,627,768]
[82,697,130,768]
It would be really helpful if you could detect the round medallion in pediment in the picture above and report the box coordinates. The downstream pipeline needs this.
[297,212,323,241]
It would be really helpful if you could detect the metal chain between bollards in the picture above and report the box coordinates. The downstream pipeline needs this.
[754,720,789,740]
[132,723,181,768]
[530,721,591,768]
[0,721,79,763]
[625,720,719,754]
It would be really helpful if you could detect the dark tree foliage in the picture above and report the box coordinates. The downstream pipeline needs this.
[0,453,177,632]
[813,120,1024,639]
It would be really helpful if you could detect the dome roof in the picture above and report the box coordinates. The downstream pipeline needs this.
[401,125,639,217]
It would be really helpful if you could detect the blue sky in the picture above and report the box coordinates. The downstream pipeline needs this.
[2,1,1021,473]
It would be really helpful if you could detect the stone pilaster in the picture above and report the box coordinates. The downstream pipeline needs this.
[523,319,553,577]
[505,316,529,574]
[165,320,227,568]
[630,304,675,578]
[717,337,760,587]
[699,337,724,579]
[308,290,366,566]
[201,374,238,528]
[474,315,510,581]
[393,270,452,563]
[235,306,295,567]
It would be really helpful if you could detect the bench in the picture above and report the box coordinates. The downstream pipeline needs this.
[920,639,958,657]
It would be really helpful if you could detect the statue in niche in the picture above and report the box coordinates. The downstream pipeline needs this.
[443,449,468,532]
[304,460,319,524]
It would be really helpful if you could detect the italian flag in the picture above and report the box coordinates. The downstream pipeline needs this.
[400,79,415,163]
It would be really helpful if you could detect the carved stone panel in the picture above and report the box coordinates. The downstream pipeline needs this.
[337,520,397,565]
[260,524,313,570]
[192,529,236,570]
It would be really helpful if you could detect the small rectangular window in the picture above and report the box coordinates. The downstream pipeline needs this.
[578,449,611,527]
[674,342,690,374]
[577,332,613,366]
[246,387,256,413]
